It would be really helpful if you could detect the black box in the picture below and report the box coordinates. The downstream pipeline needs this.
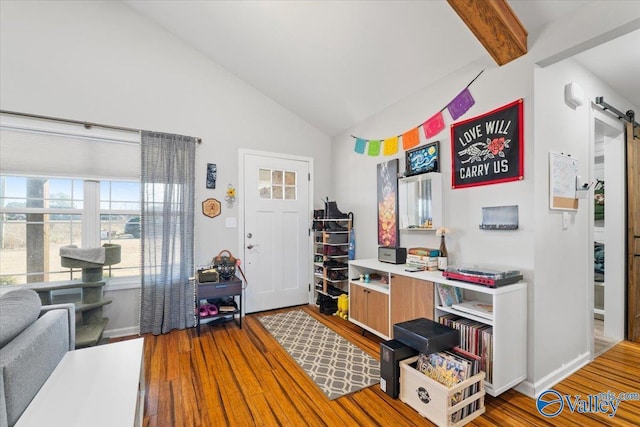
[378,246,407,264]
[393,318,459,354]
[380,340,417,399]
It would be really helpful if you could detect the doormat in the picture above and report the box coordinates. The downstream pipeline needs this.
[258,310,380,400]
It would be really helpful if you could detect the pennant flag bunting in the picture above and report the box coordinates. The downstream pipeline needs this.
[423,111,445,139]
[447,87,475,120]
[382,136,398,156]
[368,140,381,156]
[350,69,484,156]
[402,128,420,150]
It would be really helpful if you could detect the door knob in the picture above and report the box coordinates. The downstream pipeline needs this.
[247,244,255,249]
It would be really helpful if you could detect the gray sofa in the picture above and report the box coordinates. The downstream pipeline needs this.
[0,289,75,427]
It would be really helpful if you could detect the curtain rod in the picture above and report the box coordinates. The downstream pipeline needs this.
[0,109,202,144]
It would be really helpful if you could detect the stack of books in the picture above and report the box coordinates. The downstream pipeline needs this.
[406,247,439,271]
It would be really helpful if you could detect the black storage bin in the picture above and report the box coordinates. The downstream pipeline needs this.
[393,318,459,355]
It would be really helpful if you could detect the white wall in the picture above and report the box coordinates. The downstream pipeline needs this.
[532,58,638,393]
[0,0,331,336]
[332,3,640,397]
[332,52,539,388]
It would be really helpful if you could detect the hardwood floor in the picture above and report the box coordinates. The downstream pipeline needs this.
[133,305,640,426]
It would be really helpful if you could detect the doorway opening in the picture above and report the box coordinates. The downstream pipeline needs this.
[591,110,625,357]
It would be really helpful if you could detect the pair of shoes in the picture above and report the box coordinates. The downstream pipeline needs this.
[324,246,348,256]
[324,200,350,220]
[328,270,347,281]
[200,303,218,317]
[323,260,347,269]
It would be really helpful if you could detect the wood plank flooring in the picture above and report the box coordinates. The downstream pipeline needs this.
[128,305,640,426]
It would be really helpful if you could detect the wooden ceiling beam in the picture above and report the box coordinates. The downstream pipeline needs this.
[447,0,528,66]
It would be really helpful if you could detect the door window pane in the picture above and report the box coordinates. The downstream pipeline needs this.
[259,169,271,199]
[257,169,296,200]
[272,170,283,185]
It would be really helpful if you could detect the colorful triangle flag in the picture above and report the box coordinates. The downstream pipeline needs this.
[382,136,398,156]
[423,111,445,139]
[447,87,475,120]
[402,128,420,150]
[368,140,381,156]
[354,138,366,154]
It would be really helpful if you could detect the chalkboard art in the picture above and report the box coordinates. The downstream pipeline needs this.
[451,99,523,189]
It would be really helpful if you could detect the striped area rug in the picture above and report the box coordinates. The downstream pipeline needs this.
[259,310,380,400]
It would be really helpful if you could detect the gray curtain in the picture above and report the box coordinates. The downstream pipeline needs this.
[139,131,196,335]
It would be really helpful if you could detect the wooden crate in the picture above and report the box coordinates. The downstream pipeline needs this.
[399,356,485,427]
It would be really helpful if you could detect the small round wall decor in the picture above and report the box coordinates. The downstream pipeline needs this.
[202,198,221,218]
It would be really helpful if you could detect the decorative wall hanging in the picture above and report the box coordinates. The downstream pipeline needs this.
[351,69,484,156]
[206,163,217,189]
[405,141,439,176]
[202,198,221,218]
[377,159,399,247]
[451,99,523,189]
[225,184,236,208]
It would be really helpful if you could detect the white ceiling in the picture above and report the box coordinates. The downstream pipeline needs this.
[123,0,639,136]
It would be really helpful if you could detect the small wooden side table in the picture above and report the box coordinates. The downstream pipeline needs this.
[196,276,242,335]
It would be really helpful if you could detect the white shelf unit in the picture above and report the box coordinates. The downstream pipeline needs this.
[398,172,443,231]
[348,259,527,397]
[432,277,527,397]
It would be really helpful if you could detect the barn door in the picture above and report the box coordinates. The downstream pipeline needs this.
[627,121,640,342]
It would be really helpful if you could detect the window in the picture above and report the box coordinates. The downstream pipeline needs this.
[0,113,141,286]
[0,176,141,285]
[258,168,297,200]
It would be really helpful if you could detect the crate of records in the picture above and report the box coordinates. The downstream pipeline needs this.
[399,348,485,427]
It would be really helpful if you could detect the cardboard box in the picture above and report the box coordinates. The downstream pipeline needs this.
[400,356,485,427]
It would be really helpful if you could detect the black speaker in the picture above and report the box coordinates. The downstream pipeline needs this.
[380,339,418,398]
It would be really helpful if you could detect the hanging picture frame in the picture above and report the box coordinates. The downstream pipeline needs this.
[206,163,217,189]
[202,198,221,218]
[377,159,399,247]
[451,99,524,189]
[405,141,439,176]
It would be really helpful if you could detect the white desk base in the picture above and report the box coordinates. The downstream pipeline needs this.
[16,338,145,427]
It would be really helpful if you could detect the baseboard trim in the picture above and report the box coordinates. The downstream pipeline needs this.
[514,380,535,398]
[104,326,140,339]
[531,351,590,397]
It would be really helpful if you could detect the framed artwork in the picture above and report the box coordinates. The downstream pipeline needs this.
[451,99,524,189]
[202,198,221,218]
[377,159,399,247]
[405,141,439,176]
[206,163,217,189]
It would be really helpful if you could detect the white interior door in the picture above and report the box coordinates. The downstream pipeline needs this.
[241,151,311,313]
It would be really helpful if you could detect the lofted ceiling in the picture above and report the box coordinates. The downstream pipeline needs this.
[123,0,639,136]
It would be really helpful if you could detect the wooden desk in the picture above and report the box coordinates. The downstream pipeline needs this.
[16,338,145,427]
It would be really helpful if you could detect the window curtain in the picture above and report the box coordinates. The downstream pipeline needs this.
[139,131,196,335]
